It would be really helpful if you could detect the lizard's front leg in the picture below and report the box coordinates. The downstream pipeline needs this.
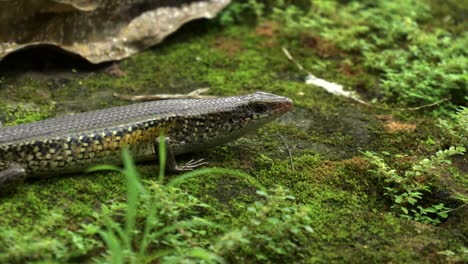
[154,137,207,173]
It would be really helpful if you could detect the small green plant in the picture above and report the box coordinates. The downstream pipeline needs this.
[363,146,465,224]
[214,186,315,262]
[217,0,265,25]
[438,106,468,147]
[217,0,310,25]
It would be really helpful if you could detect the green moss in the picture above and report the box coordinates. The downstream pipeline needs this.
[0,1,467,262]
[0,101,55,125]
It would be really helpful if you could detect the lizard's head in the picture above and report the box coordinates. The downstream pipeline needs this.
[171,91,293,154]
[208,92,293,136]
[209,91,293,138]
[242,91,293,121]
[201,92,293,141]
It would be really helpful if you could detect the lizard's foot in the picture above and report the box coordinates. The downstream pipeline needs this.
[172,158,208,172]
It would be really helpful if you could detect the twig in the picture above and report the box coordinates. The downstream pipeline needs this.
[405,98,451,111]
[440,203,467,214]
[278,133,294,171]
[361,97,451,111]
[113,88,217,101]
[282,47,304,71]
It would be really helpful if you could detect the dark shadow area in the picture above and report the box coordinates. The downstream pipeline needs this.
[151,17,220,50]
[0,44,110,77]
[0,18,217,77]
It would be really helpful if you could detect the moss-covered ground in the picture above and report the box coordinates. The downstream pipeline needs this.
[0,0,466,263]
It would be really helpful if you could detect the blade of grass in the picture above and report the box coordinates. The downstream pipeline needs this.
[162,248,226,264]
[121,149,142,247]
[184,248,226,264]
[139,192,162,258]
[138,206,159,258]
[101,208,129,252]
[138,134,167,257]
[158,134,166,183]
[99,230,124,264]
[143,249,175,263]
[86,164,123,173]
[167,167,266,192]
[150,217,222,239]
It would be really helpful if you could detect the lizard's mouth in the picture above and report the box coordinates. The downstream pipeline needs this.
[273,98,293,116]
[283,100,293,111]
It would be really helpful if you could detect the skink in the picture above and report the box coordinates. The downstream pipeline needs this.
[0,92,293,190]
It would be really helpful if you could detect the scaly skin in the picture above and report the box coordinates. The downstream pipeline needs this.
[0,92,293,189]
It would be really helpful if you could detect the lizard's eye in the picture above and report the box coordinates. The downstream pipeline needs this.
[251,103,269,114]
